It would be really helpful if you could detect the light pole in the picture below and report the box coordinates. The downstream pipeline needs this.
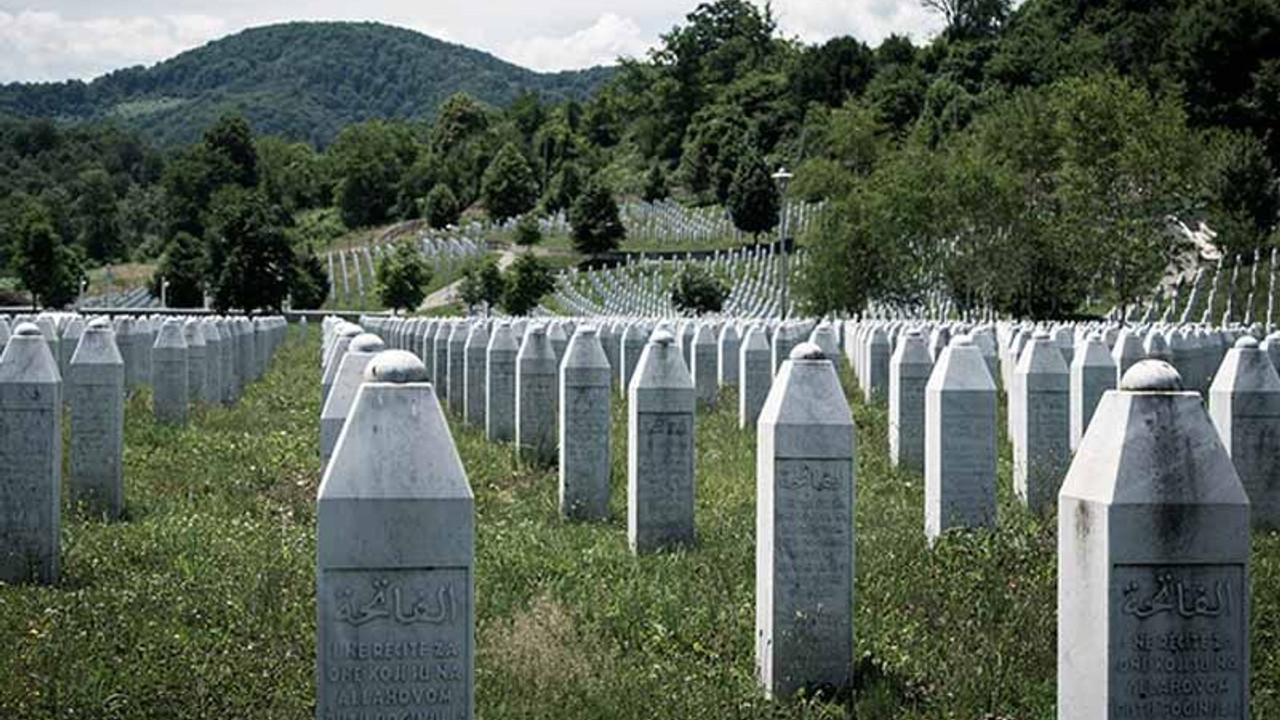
[771,167,793,320]
[160,277,170,308]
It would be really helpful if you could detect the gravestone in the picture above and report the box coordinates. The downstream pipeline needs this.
[1111,328,1145,385]
[516,325,557,464]
[1069,332,1117,451]
[925,335,997,542]
[740,324,772,429]
[463,323,490,428]
[1011,330,1070,512]
[889,328,932,472]
[628,330,696,553]
[448,322,467,415]
[68,319,125,519]
[433,321,452,400]
[690,323,719,409]
[718,324,740,387]
[182,319,207,406]
[1209,336,1280,528]
[621,322,649,395]
[1059,361,1250,720]
[317,350,475,720]
[559,326,612,521]
[485,322,518,443]
[864,327,890,402]
[217,319,235,405]
[755,343,856,699]
[152,319,189,426]
[60,317,84,383]
[0,323,62,583]
[319,334,386,470]
[201,320,223,406]
[322,324,361,408]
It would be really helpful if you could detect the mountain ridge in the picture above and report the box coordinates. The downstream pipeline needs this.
[0,21,616,146]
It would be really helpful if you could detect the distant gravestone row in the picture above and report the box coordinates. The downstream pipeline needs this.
[1,311,289,586]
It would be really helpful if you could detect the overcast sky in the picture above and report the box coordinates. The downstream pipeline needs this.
[0,1,944,83]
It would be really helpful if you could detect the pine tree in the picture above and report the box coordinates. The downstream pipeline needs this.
[290,245,331,310]
[481,142,539,222]
[727,151,780,239]
[642,164,669,203]
[513,213,542,248]
[375,239,433,312]
[569,178,625,257]
[501,254,554,316]
[424,183,461,229]
[8,199,82,309]
[152,231,206,308]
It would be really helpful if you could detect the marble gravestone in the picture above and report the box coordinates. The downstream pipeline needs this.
[463,324,490,429]
[0,323,62,584]
[322,324,361,408]
[755,343,856,699]
[516,325,557,465]
[925,336,997,543]
[559,327,612,521]
[182,319,207,406]
[319,333,386,470]
[201,320,223,406]
[152,319,190,426]
[448,322,467,415]
[888,329,932,472]
[485,322,518,443]
[690,323,719,409]
[1059,361,1250,720]
[1209,336,1280,528]
[68,319,125,519]
[1011,331,1070,513]
[718,324,740,387]
[628,330,696,554]
[433,321,453,401]
[739,324,772,430]
[1069,332,1117,451]
[621,322,649,396]
[317,351,475,720]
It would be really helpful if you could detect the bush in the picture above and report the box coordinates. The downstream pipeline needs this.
[424,183,461,229]
[481,142,539,222]
[569,178,625,256]
[501,254,555,316]
[727,150,779,238]
[513,214,542,248]
[458,258,505,314]
[289,245,330,310]
[151,232,206,308]
[671,265,729,315]
[642,163,668,203]
[374,239,433,312]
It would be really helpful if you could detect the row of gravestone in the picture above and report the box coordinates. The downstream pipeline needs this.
[327,235,484,304]
[315,311,1257,716]
[0,313,289,586]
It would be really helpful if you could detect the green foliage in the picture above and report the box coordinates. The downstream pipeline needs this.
[642,164,669,202]
[202,115,259,189]
[458,258,505,314]
[481,142,539,222]
[374,239,433,312]
[671,264,729,315]
[726,150,779,237]
[205,187,294,313]
[289,245,331,310]
[500,253,554,315]
[73,167,122,263]
[424,183,462,229]
[4,196,83,308]
[327,120,419,228]
[543,161,583,214]
[256,136,329,213]
[513,214,543,247]
[1203,130,1280,255]
[569,179,625,256]
[151,231,206,308]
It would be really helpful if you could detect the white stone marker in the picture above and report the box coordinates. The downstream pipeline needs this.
[690,323,719,409]
[433,321,452,400]
[485,322,518,443]
[516,324,557,464]
[60,317,84,382]
[718,324,740,387]
[559,326,612,521]
[319,333,386,470]
[68,319,125,519]
[463,323,490,428]
[755,342,856,699]
[217,319,235,405]
[152,319,189,426]
[925,335,997,542]
[448,322,467,415]
[621,322,649,395]
[1011,330,1070,512]
[1210,336,1280,528]
[628,330,696,553]
[317,350,474,720]
[863,327,890,402]
[322,324,360,408]
[1059,361,1250,720]
[0,323,62,583]
[740,324,772,429]
[889,328,932,472]
[201,320,223,406]
[1069,332,1117,451]
[182,319,207,406]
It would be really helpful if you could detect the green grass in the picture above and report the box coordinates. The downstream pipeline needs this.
[0,330,1277,718]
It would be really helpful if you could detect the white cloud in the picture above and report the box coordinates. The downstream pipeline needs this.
[502,13,653,71]
[0,10,227,81]
[771,0,944,46]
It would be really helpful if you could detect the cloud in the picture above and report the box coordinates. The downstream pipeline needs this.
[0,10,227,82]
[502,13,653,71]
[770,0,944,46]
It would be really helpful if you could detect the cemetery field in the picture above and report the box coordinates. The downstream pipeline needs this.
[2,327,1279,719]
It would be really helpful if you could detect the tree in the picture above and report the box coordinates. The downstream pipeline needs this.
[203,115,259,189]
[6,199,82,309]
[375,239,433,312]
[501,253,555,316]
[75,168,122,262]
[727,151,779,238]
[671,265,729,315]
[481,142,539,222]
[151,231,206,308]
[458,258,505,315]
[543,161,583,213]
[290,245,331,310]
[327,120,419,228]
[920,0,1011,41]
[205,187,294,313]
[569,178,625,256]
[424,183,461,229]
[642,164,669,202]
[513,213,543,249]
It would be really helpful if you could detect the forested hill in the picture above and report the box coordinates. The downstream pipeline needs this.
[0,22,615,146]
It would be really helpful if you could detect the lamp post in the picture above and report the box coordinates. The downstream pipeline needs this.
[160,277,170,309]
[771,167,793,320]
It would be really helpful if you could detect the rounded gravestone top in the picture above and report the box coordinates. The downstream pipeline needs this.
[349,333,386,353]
[1121,360,1183,392]
[339,324,362,338]
[1032,329,1052,340]
[952,335,975,347]
[87,317,112,330]
[578,325,598,336]
[363,350,427,384]
[789,342,826,361]
[1235,336,1259,350]
[14,322,41,337]
[651,330,675,346]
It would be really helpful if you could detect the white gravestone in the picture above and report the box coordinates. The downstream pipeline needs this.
[1069,332,1117,451]
[447,322,467,415]
[152,319,189,426]
[889,329,932,473]
[320,334,386,470]
[755,343,856,699]
[739,324,772,430]
[1011,330,1070,512]
[463,324,490,428]
[183,319,207,406]
[1059,361,1250,720]
[690,323,719,409]
[201,320,223,406]
[485,322,518,443]
[317,350,475,720]
[925,335,997,542]
[68,319,125,519]
[1209,336,1280,528]
[718,324,740,387]
[559,327,612,521]
[516,325,557,465]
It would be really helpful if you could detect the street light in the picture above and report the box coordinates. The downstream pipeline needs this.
[160,277,170,309]
[771,167,793,320]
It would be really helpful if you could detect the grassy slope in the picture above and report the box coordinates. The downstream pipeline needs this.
[0,328,1276,718]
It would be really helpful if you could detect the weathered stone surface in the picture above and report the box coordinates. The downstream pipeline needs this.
[317,349,475,720]
[718,324,740,387]
[628,330,696,553]
[322,324,361,409]
[463,323,490,428]
[755,342,856,699]
[182,319,207,406]
[690,323,719,409]
[739,324,772,429]
[201,320,222,406]
[448,322,467,415]
[319,333,385,470]
[152,319,189,426]
[559,326,612,521]
[516,324,557,464]
[621,322,649,396]
[1070,332,1117,451]
[925,335,997,542]
[68,319,125,519]
[889,328,932,472]
[1059,360,1250,720]
[1011,330,1070,512]
[0,323,62,584]
[485,322,518,443]
[1209,336,1280,528]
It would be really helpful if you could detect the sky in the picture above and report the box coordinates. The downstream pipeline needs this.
[0,1,945,83]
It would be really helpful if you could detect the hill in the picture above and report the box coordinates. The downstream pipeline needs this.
[0,22,615,146]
